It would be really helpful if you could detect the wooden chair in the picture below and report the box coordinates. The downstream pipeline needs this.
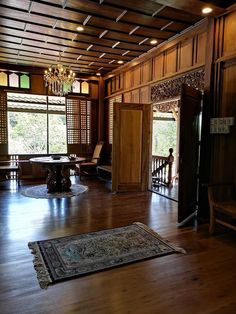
[208,184,236,234]
[76,142,104,180]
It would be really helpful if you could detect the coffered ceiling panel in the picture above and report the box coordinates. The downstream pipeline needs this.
[0,0,229,76]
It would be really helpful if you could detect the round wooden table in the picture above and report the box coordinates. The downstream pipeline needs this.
[30,156,85,193]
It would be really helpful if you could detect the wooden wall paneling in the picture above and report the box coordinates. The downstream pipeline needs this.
[106,80,111,96]
[140,86,150,103]
[179,38,194,71]
[120,73,124,90]
[132,66,141,87]
[196,31,207,65]
[217,60,236,182]
[123,91,131,103]
[141,60,152,83]
[153,53,164,80]
[215,16,225,60]
[30,74,47,95]
[223,10,236,57]
[164,46,178,76]
[131,89,140,103]
[111,77,115,93]
[90,81,99,99]
[115,76,120,91]
[124,70,132,89]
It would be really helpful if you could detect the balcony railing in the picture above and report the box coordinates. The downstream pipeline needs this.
[152,148,174,187]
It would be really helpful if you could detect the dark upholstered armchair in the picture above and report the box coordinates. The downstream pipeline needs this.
[76,142,104,180]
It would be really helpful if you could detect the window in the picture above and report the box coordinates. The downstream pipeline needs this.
[66,98,91,145]
[9,73,19,87]
[7,93,66,154]
[0,72,8,86]
[0,71,30,89]
[20,74,30,89]
[72,79,89,94]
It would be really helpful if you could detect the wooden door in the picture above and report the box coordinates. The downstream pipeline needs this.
[112,102,151,192]
[178,85,202,224]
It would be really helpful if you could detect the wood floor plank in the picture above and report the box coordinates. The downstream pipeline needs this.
[0,178,236,314]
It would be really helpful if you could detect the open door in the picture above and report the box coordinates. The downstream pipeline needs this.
[112,102,151,192]
[178,84,202,225]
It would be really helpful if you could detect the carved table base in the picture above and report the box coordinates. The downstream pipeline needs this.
[46,165,71,193]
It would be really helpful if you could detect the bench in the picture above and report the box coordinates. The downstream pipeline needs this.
[0,163,20,184]
[97,165,112,182]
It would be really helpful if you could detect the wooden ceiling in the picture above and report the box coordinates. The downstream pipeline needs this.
[0,0,230,76]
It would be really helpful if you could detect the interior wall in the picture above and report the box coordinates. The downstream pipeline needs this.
[105,21,207,103]
[210,9,236,184]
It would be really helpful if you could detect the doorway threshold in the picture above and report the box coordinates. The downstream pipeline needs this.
[150,184,178,202]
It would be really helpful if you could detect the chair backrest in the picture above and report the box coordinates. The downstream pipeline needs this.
[208,184,235,205]
[91,142,104,164]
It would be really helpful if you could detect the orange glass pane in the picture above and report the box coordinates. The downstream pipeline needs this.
[81,81,89,94]
[0,72,8,86]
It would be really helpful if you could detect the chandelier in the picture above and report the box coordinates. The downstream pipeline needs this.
[44,61,76,96]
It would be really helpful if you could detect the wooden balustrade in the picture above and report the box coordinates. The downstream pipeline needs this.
[152,148,174,187]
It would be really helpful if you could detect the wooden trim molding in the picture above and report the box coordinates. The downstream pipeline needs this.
[151,69,205,102]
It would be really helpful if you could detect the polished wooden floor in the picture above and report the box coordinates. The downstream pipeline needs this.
[1,177,236,314]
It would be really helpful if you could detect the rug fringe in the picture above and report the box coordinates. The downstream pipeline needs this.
[133,222,186,254]
[28,242,52,289]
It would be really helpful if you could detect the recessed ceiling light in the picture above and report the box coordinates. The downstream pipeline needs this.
[76,26,84,31]
[117,60,124,64]
[96,72,101,76]
[150,39,158,45]
[202,7,213,14]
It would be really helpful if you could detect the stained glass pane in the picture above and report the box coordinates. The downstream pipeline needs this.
[0,72,8,86]
[81,81,89,94]
[9,73,19,87]
[72,80,80,93]
[63,83,71,94]
[20,74,30,88]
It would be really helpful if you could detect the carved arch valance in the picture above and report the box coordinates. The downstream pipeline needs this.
[153,98,179,120]
[151,69,205,103]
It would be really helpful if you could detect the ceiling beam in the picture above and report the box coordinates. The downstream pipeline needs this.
[151,0,225,16]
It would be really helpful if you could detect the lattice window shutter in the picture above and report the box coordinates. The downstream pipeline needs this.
[108,95,122,144]
[0,91,8,155]
[66,97,97,155]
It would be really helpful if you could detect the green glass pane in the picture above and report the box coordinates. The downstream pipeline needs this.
[0,72,8,86]
[20,74,30,88]
[63,83,71,93]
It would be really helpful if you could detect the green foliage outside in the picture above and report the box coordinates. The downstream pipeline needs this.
[152,119,177,158]
[8,112,67,154]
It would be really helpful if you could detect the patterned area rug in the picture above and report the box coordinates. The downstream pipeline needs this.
[21,184,88,199]
[28,222,185,289]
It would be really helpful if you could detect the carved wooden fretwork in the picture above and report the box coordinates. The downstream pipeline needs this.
[153,99,179,120]
[151,69,205,102]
